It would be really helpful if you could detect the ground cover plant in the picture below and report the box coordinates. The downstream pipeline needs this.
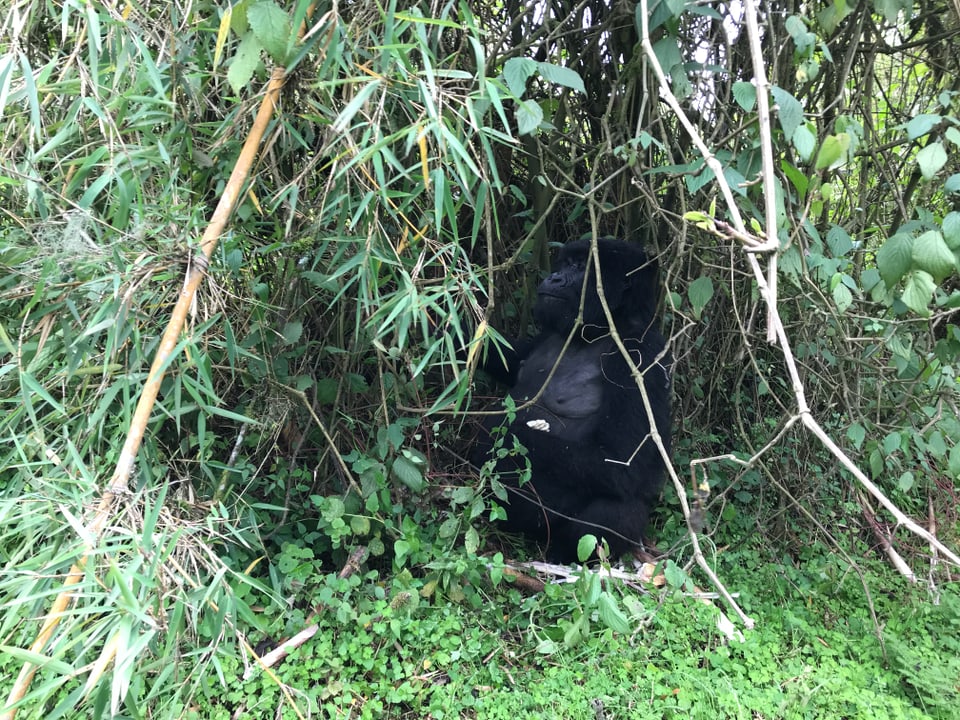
[1,0,960,718]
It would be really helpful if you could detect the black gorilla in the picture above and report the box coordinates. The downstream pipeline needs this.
[473,238,672,562]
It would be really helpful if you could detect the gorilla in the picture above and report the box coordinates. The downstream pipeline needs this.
[473,238,672,562]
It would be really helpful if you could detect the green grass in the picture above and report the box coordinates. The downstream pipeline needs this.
[168,548,954,720]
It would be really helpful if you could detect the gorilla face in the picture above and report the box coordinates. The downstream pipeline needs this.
[473,237,672,562]
[534,238,658,334]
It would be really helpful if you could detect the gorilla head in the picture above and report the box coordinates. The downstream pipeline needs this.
[474,238,672,562]
[534,238,661,334]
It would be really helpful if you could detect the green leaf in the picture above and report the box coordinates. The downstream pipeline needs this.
[576,534,598,562]
[515,99,543,135]
[847,423,866,450]
[826,225,853,256]
[792,124,816,162]
[645,0,685,33]
[537,62,585,94]
[332,80,382,132]
[926,431,947,459]
[322,496,345,521]
[391,455,426,493]
[906,113,941,140]
[817,0,853,33]
[732,81,756,111]
[784,15,815,54]
[652,37,683,73]
[438,516,458,539]
[781,160,809,199]
[663,560,687,589]
[465,526,480,554]
[815,133,850,170]
[281,321,303,344]
[350,515,371,535]
[946,174,960,195]
[949,444,960,478]
[227,32,261,94]
[882,431,902,456]
[916,142,947,180]
[912,230,956,282]
[247,0,291,64]
[876,233,913,287]
[942,212,960,249]
[503,57,537,97]
[832,282,853,312]
[873,0,912,24]
[687,276,714,319]
[598,593,632,634]
[771,86,803,140]
[897,471,915,492]
[901,270,935,316]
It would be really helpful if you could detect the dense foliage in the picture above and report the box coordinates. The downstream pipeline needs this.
[1,0,959,717]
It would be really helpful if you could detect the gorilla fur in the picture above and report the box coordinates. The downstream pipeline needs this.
[473,238,672,562]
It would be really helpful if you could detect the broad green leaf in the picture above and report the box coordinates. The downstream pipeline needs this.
[771,86,803,140]
[847,422,866,450]
[438,516,458,539]
[949,444,960,478]
[817,0,853,33]
[576,534,598,562]
[227,32,261,94]
[898,471,915,492]
[663,560,687,589]
[248,0,291,64]
[465,526,480,554]
[876,233,913,287]
[652,37,683,74]
[537,62,585,94]
[942,212,960,249]
[230,0,251,34]
[912,230,956,282]
[901,270,935,316]
[316,378,338,404]
[350,515,371,535]
[732,81,756,111]
[826,225,853,256]
[873,0,912,24]
[322,496,345,521]
[832,282,853,312]
[906,113,941,140]
[946,174,960,194]
[687,276,714,319]
[781,160,809,200]
[563,614,588,648]
[792,124,816,162]
[882,431,902,455]
[946,127,960,147]
[926,431,947,459]
[916,142,947,180]
[815,133,850,170]
[391,455,426,493]
[598,593,632,634]
[515,99,543,135]
[281,321,303,344]
[645,0,685,33]
[503,57,537,97]
[784,15,815,54]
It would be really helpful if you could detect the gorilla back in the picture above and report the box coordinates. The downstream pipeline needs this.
[474,238,672,562]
